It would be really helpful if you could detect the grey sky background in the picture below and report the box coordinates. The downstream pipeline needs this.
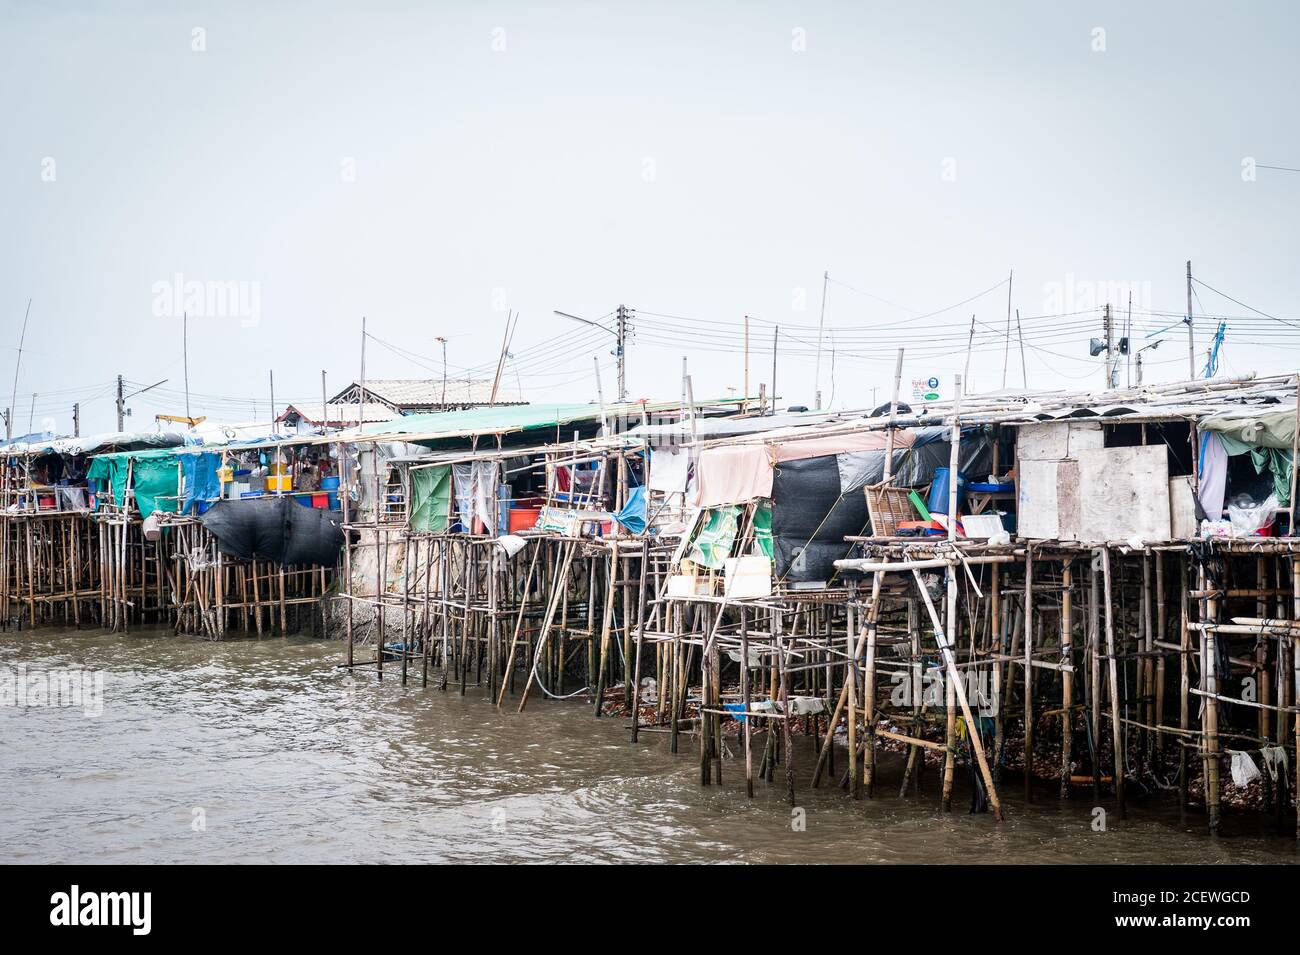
[3,0,1298,435]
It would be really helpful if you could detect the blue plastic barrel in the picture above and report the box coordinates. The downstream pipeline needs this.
[927,468,967,515]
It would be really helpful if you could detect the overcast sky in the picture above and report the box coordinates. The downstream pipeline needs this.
[4,0,1298,436]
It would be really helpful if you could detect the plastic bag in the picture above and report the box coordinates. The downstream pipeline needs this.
[1227,493,1278,536]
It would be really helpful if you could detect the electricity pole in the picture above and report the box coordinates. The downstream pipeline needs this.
[1186,260,1195,380]
[1103,304,1117,389]
[73,402,80,437]
[814,271,828,409]
[554,306,631,402]
[615,304,629,402]
[435,336,447,406]
[118,376,167,432]
[743,314,750,414]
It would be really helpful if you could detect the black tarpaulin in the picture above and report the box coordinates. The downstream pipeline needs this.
[771,455,869,584]
[837,426,994,494]
[200,497,344,566]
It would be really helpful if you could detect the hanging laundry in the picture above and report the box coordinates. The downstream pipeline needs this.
[1260,745,1289,782]
[648,447,690,496]
[1229,751,1261,788]
[453,461,498,533]
[1197,431,1228,520]
[693,446,772,507]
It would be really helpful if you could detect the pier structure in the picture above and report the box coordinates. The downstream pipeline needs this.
[4,373,1299,840]
[341,373,1300,840]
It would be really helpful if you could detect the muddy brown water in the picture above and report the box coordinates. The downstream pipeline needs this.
[1,628,1294,864]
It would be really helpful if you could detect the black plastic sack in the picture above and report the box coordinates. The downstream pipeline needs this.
[200,497,344,567]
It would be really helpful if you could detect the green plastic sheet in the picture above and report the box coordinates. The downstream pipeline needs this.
[1200,407,1297,450]
[753,502,774,560]
[132,455,183,517]
[1215,432,1294,506]
[86,447,183,518]
[408,464,452,533]
[687,505,740,569]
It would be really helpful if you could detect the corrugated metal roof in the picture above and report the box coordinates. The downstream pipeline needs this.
[343,398,748,444]
[278,402,394,425]
[334,378,525,408]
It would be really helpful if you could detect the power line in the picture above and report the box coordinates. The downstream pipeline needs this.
[1191,277,1300,332]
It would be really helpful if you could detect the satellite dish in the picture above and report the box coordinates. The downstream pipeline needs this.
[1089,338,1106,357]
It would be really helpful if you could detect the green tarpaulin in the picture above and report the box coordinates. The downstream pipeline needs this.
[355,397,749,446]
[753,503,774,560]
[687,505,740,569]
[86,447,183,518]
[1213,430,1295,507]
[408,465,452,533]
[1200,406,1297,450]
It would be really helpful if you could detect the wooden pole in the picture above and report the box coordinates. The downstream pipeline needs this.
[1023,545,1034,802]
[913,567,1004,821]
[1060,557,1073,798]
[1101,547,1125,817]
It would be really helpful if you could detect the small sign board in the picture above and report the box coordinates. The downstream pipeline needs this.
[911,375,942,402]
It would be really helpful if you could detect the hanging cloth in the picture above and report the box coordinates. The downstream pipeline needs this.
[752,503,774,559]
[687,505,740,569]
[1229,751,1261,787]
[648,447,690,496]
[453,461,498,533]
[1260,745,1289,783]
[613,485,648,535]
[408,464,452,533]
[1197,431,1229,520]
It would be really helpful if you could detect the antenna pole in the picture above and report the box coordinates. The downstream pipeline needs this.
[359,316,367,429]
[771,326,779,414]
[8,298,31,440]
[183,311,191,421]
[1001,270,1013,389]
[743,314,750,414]
[814,271,828,409]
[1016,308,1028,388]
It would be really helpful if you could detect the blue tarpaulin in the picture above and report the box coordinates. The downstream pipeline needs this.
[613,485,648,535]
[181,452,221,513]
